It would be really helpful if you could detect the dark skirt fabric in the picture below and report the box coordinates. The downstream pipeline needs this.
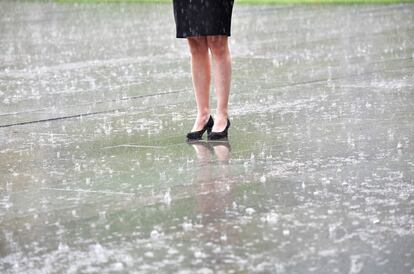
[172,0,234,38]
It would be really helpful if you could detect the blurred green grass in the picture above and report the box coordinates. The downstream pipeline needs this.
[55,0,414,4]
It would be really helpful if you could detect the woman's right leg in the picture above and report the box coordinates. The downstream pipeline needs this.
[187,37,211,132]
[207,35,231,133]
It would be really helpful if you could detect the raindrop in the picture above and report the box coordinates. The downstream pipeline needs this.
[182,221,193,231]
[144,251,154,258]
[58,242,69,252]
[250,153,255,163]
[110,262,124,272]
[163,189,172,205]
[245,208,256,215]
[150,229,160,239]
[265,212,278,224]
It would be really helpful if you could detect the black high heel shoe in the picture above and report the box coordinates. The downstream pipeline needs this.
[207,118,230,140]
[186,115,214,140]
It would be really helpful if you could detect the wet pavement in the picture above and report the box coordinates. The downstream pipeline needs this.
[1,1,414,273]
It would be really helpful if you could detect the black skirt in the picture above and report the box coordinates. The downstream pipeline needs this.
[172,0,234,38]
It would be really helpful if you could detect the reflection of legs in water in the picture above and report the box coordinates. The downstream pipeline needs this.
[188,140,236,244]
[189,141,213,164]
[188,140,231,163]
[211,142,231,163]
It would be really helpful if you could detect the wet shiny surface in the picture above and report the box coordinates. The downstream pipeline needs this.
[1,2,414,273]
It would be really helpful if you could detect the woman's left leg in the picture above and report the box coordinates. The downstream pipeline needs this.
[187,37,212,132]
[207,35,232,132]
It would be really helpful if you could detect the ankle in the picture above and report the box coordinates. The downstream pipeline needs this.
[215,112,228,119]
[196,112,210,120]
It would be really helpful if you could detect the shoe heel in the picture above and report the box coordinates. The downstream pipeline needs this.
[186,115,214,140]
[207,118,230,140]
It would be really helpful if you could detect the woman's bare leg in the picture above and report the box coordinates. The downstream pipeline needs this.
[187,37,211,132]
[207,35,231,132]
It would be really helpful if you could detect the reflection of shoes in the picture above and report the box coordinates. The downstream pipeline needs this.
[207,118,230,140]
[186,115,214,140]
[209,140,231,152]
[187,140,214,162]
[186,139,212,150]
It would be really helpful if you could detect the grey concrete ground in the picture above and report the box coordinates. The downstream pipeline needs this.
[0,2,413,273]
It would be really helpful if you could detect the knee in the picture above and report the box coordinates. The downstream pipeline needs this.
[207,36,229,57]
[188,37,208,56]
